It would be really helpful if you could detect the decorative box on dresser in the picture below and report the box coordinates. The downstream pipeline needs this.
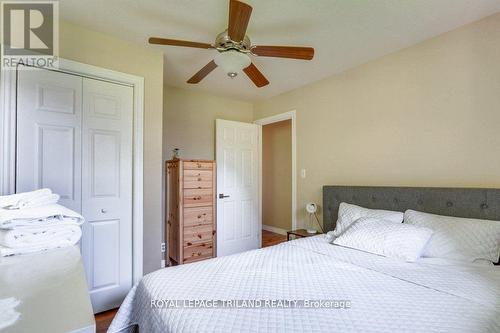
[166,159,216,265]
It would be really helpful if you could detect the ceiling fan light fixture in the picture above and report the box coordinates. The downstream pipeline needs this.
[150,0,314,87]
[214,50,251,78]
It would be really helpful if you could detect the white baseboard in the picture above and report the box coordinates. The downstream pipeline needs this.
[262,224,288,236]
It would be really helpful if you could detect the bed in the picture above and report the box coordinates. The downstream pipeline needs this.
[109,186,500,333]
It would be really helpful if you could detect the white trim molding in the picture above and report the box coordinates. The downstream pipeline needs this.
[262,224,288,236]
[0,59,144,283]
[254,110,297,231]
[0,69,17,195]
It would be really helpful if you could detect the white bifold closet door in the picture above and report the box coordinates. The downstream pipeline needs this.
[16,66,133,313]
[16,68,83,212]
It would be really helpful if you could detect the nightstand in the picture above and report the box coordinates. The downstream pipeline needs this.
[286,229,322,241]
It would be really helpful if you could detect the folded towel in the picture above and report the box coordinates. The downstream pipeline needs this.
[0,189,59,210]
[0,222,81,249]
[0,204,84,229]
[13,193,60,210]
[0,227,82,257]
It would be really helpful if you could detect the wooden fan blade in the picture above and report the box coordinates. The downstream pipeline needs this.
[228,0,253,42]
[252,45,314,60]
[187,60,218,84]
[149,37,213,49]
[243,63,269,88]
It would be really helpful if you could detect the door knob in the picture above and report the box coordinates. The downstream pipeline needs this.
[218,194,230,199]
[101,208,107,213]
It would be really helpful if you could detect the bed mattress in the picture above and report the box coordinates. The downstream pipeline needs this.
[109,235,500,333]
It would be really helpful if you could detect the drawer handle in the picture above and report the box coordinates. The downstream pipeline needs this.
[197,163,201,168]
[197,234,202,239]
[197,178,202,181]
[197,252,202,256]
[193,196,202,200]
[197,215,202,219]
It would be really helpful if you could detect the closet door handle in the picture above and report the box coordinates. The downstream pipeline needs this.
[219,194,230,199]
[101,208,108,214]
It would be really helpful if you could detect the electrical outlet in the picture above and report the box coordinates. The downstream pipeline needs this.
[161,242,166,253]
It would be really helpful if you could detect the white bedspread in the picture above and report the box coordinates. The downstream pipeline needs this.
[109,235,500,333]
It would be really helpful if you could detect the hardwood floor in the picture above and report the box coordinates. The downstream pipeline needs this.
[95,308,118,333]
[262,229,288,247]
[94,230,287,332]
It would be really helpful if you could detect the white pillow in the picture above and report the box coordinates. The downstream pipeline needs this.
[334,202,403,236]
[404,210,500,264]
[333,217,433,262]
[418,257,494,267]
[325,231,336,243]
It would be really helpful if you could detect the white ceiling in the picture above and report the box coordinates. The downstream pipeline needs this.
[59,0,500,101]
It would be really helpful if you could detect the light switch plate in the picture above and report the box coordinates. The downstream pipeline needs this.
[301,169,306,178]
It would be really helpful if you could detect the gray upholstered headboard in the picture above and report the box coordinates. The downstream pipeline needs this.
[323,186,500,232]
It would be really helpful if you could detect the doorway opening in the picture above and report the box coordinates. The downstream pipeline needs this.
[255,111,296,248]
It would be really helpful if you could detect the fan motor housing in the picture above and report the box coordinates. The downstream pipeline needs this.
[214,30,251,53]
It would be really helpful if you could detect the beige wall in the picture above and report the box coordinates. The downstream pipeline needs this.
[262,120,292,231]
[60,21,164,274]
[163,86,253,161]
[254,13,500,229]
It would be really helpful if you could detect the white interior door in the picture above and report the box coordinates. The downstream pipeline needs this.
[16,66,82,212]
[16,67,133,314]
[81,78,133,313]
[216,119,260,256]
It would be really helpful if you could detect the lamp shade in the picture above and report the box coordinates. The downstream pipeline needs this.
[214,50,251,77]
[306,203,317,214]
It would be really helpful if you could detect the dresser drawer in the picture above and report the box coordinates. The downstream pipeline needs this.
[183,242,213,263]
[184,169,212,189]
[183,224,213,246]
[183,189,213,207]
[184,207,212,227]
[184,161,213,170]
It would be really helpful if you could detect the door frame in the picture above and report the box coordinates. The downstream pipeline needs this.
[254,110,297,234]
[0,59,144,283]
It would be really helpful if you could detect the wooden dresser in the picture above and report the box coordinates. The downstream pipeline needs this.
[166,159,216,265]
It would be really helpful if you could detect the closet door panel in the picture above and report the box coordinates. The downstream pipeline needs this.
[81,78,133,313]
[90,129,121,198]
[16,67,135,314]
[16,66,83,212]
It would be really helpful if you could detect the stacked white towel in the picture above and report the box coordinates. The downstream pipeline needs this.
[0,188,60,210]
[0,190,84,257]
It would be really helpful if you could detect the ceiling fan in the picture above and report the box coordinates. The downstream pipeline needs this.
[149,0,314,88]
